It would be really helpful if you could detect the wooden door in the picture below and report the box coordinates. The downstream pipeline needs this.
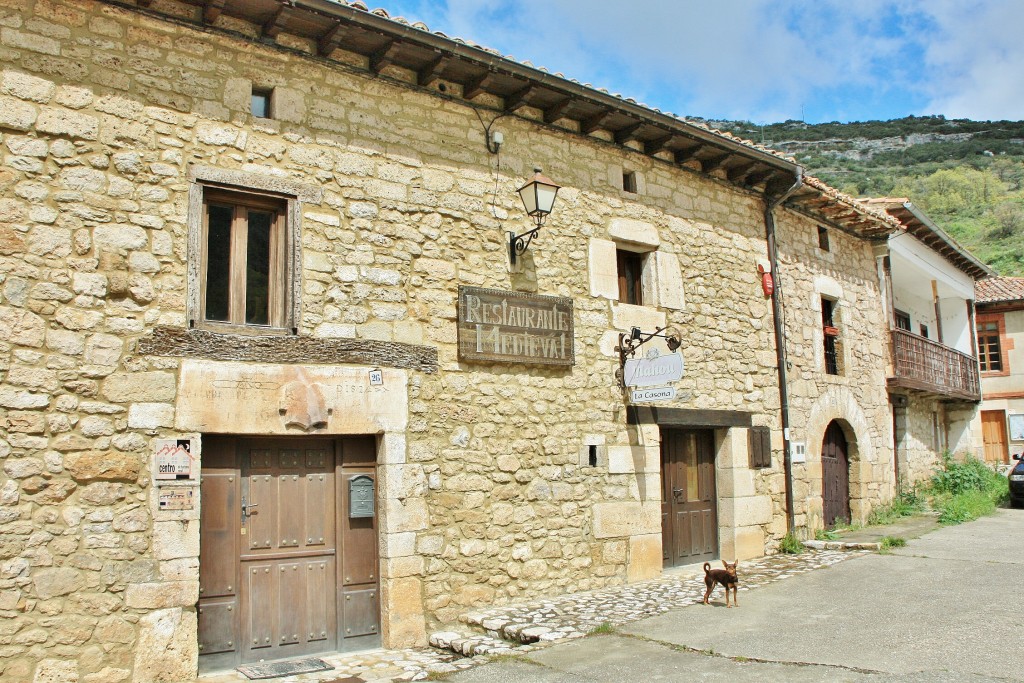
[239,439,337,663]
[821,421,850,528]
[198,436,379,671]
[981,410,1009,464]
[661,429,717,567]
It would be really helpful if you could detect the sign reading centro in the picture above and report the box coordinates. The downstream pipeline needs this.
[457,286,574,366]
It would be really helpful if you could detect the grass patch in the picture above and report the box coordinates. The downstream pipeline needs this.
[929,453,1008,525]
[868,487,926,525]
[779,532,804,554]
[588,622,616,635]
[814,528,840,541]
[879,535,906,550]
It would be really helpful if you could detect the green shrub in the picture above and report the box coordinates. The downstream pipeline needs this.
[928,453,1009,524]
[779,532,804,554]
[930,453,995,495]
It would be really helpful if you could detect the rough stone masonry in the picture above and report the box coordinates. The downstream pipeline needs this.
[0,0,897,680]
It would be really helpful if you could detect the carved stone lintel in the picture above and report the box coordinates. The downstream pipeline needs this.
[138,326,438,373]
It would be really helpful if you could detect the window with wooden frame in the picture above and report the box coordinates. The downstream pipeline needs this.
[616,249,645,306]
[821,296,841,375]
[894,309,911,331]
[977,318,1004,372]
[200,188,289,330]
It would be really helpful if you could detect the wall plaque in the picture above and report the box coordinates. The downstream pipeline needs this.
[158,488,195,510]
[154,439,196,482]
[457,286,574,366]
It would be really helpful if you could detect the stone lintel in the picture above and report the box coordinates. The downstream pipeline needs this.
[628,406,754,428]
[187,164,323,203]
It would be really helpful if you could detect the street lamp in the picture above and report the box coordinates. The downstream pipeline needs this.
[509,168,560,265]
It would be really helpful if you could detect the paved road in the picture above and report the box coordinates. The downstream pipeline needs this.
[443,509,1024,682]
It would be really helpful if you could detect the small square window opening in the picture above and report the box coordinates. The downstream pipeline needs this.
[919,323,929,339]
[817,226,830,251]
[622,171,637,194]
[251,88,272,119]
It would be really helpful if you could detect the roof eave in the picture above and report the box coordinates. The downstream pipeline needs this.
[898,201,995,280]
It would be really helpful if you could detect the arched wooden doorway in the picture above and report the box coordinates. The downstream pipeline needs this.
[821,420,851,527]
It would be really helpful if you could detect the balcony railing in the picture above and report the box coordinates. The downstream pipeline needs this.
[889,329,980,401]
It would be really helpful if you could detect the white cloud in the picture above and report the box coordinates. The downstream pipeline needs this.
[917,1,1024,120]
[385,0,1024,122]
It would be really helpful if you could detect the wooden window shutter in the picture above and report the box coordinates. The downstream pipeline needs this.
[748,427,772,469]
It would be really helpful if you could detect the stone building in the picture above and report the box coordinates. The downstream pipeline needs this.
[0,0,943,680]
[972,276,1024,464]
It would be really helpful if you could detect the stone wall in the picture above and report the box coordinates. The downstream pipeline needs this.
[0,1,896,680]
[771,217,896,530]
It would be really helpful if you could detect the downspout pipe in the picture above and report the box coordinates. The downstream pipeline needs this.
[763,169,803,534]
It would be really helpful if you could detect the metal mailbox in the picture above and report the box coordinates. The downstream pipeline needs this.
[348,475,374,518]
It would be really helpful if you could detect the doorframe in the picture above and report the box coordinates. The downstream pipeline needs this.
[821,420,851,528]
[659,427,720,568]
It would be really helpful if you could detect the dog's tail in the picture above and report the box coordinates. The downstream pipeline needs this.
[703,562,711,574]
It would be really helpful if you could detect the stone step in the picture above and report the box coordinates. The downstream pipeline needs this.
[802,539,880,551]
[428,630,521,657]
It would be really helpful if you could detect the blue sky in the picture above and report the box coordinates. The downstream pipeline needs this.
[371,0,1024,124]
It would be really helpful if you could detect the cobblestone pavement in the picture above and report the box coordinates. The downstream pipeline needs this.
[199,549,865,683]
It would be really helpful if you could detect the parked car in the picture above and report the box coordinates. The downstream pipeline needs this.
[1010,454,1024,509]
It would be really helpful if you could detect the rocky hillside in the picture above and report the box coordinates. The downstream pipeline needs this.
[706,116,1024,276]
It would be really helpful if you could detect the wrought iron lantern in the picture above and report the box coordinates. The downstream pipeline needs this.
[509,168,560,265]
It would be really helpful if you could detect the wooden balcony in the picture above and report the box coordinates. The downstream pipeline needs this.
[888,329,980,401]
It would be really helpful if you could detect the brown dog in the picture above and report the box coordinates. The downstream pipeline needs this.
[702,560,739,607]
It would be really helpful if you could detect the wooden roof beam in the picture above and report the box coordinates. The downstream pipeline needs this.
[417,54,445,87]
[581,109,614,135]
[673,145,702,165]
[700,152,732,173]
[614,121,644,145]
[543,97,573,124]
[202,0,227,23]
[504,84,535,113]
[370,39,401,74]
[645,133,675,156]
[462,71,490,100]
[726,161,759,183]
[261,5,286,39]
[744,168,776,187]
[318,21,347,56]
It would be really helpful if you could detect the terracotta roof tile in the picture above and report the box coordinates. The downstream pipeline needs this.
[977,276,1024,304]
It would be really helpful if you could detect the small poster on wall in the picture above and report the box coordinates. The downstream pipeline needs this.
[1009,414,1024,442]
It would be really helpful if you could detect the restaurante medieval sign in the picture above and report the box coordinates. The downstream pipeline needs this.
[458,286,574,366]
